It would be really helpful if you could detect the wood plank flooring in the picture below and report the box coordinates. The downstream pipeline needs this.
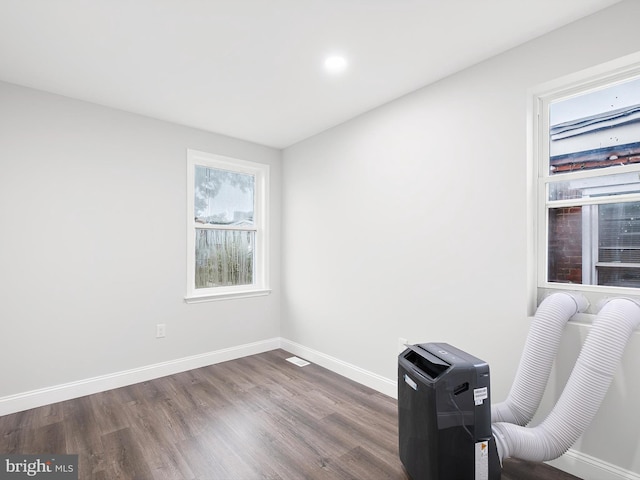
[0,349,581,479]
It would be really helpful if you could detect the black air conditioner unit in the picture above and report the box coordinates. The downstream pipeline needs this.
[398,343,501,480]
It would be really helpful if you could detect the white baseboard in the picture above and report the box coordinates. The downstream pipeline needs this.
[548,449,640,480]
[0,338,280,416]
[279,338,397,398]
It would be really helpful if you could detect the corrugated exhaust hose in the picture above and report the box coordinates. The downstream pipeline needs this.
[492,298,640,462]
[492,292,588,425]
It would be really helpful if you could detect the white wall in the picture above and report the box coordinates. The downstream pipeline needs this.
[0,82,281,398]
[282,0,640,477]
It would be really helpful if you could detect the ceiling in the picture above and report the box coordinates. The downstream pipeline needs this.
[0,0,623,149]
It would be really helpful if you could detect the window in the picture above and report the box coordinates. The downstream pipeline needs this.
[186,149,270,302]
[533,58,640,301]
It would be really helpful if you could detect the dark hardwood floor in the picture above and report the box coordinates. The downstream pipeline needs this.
[0,349,580,479]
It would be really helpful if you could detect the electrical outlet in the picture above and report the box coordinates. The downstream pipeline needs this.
[398,337,408,353]
[156,323,166,338]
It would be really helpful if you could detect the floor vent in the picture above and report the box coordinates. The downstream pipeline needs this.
[286,356,310,367]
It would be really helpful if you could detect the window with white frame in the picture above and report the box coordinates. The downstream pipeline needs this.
[535,65,640,298]
[186,149,270,302]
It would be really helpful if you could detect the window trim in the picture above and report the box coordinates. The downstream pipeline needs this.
[185,149,270,303]
[528,52,640,314]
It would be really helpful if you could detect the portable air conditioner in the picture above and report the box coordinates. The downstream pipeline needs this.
[398,343,501,480]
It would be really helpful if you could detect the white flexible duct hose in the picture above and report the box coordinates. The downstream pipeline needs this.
[492,292,588,425]
[492,298,640,462]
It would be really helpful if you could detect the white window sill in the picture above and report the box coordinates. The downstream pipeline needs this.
[184,288,272,304]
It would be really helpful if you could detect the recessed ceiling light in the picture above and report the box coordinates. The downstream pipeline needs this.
[324,55,348,74]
